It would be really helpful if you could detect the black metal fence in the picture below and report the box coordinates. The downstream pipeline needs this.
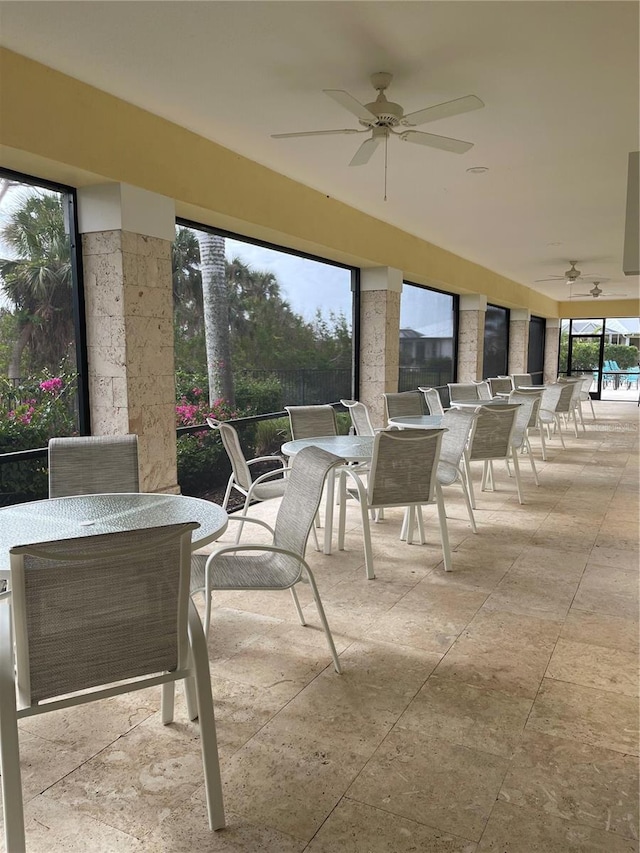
[238,368,352,406]
[398,367,453,392]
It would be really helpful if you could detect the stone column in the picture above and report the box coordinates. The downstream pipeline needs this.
[508,309,531,374]
[457,294,487,381]
[359,267,402,429]
[78,183,178,493]
[544,318,561,383]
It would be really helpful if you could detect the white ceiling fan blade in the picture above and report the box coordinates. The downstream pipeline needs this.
[271,128,362,139]
[400,130,473,154]
[349,135,383,166]
[534,276,565,282]
[324,89,378,123]
[402,95,484,127]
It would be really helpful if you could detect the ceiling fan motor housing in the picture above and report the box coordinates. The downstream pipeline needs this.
[360,97,404,128]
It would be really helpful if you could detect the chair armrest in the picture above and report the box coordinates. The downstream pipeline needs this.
[248,466,292,488]
[204,543,308,572]
[226,515,275,536]
[247,456,286,467]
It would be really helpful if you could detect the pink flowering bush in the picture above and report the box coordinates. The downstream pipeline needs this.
[0,370,78,502]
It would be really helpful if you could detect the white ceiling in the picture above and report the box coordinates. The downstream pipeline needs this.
[1,1,639,304]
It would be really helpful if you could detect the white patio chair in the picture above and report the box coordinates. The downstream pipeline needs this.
[508,386,546,460]
[382,391,426,422]
[508,389,542,488]
[473,380,492,400]
[190,446,344,673]
[447,383,480,403]
[207,418,287,513]
[337,428,452,574]
[1,523,225,853]
[418,386,446,416]
[579,374,596,420]
[465,403,522,505]
[488,376,514,396]
[285,404,338,439]
[538,383,575,451]
[436,407,479,532]
[510,373,533,388]
[48,434,139,497]
[340,399,380,435]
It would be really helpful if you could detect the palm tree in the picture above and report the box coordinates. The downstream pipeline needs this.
[0,190,74,379]
[196,231,235,406]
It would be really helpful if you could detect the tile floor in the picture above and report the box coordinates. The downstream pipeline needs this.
[2,400,638,852]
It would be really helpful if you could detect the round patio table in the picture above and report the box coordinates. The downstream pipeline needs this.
[388,415,444,429]
[0,492,228,578]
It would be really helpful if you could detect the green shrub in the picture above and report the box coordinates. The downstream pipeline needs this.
[235,374,283,415]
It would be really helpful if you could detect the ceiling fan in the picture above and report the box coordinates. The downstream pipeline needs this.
[569,281,628,299]
[271,72,484,168]
[535,260,601,286]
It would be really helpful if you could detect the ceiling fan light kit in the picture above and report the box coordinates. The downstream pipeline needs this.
[271,72,484,198]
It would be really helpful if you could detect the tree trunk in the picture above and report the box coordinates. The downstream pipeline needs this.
[8,321,33,380]
[197,232,235,407]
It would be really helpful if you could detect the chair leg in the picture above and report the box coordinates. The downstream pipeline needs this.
[459,477,477,533]
[463,451,476,509]
[588,397,596,420]
[290,586,306,626]
[435,484,453,572]
[161,681,175,725]
[0,603,26,853]
[511,448,525,504]
[525,437,539,486]
[337,470,347,551]
[187,603,225,831]
[359,498,375,580]
[538,421,547,461]
[555,416,566,448]
[302,572,342,674]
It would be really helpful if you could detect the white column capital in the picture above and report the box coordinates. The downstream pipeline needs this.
[510,309,531,322]
[459,294,487,312]
[77,183,175,241]
[546,317,562,330]
[360,266,403,293]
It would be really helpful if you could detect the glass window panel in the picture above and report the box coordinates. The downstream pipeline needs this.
[399,283,456,390]
[483,304,509,378]
[0,172,83,505]
[527,315,546,383]
[173,222,355,415]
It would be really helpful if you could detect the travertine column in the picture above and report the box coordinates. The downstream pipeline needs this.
[78,184,178,493]
[544,318,561,383]
[508,309,531,374]
[457,294,487,381]
[359,267,402,429]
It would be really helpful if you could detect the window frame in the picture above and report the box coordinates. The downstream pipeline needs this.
[483,302,510,378]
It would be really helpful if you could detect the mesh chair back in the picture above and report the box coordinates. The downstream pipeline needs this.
[10,523,197,705]
[448,383,480,403]
[508,391,542,447]
[383,391,426,421]
[48,435,139,498]
[439,408,478,468]
[285,405,337,439]
[274,446,344,556]
[340,400,375,436]
[579,375,594,398]
[419,387,445,416]
[554,382,576,414]
[511,374,532,387]
[368,429,445,507]
[509,388,543,429]
[207,419,252,491]
[474,381,492,400]
[488,377,513,396]
[468,404,519,461]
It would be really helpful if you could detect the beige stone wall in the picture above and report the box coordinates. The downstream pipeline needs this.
[457,310,485,381]
[544,322,561,383]
[82,230,178,493]
[359,289,401,429]
[508,319,530,374]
